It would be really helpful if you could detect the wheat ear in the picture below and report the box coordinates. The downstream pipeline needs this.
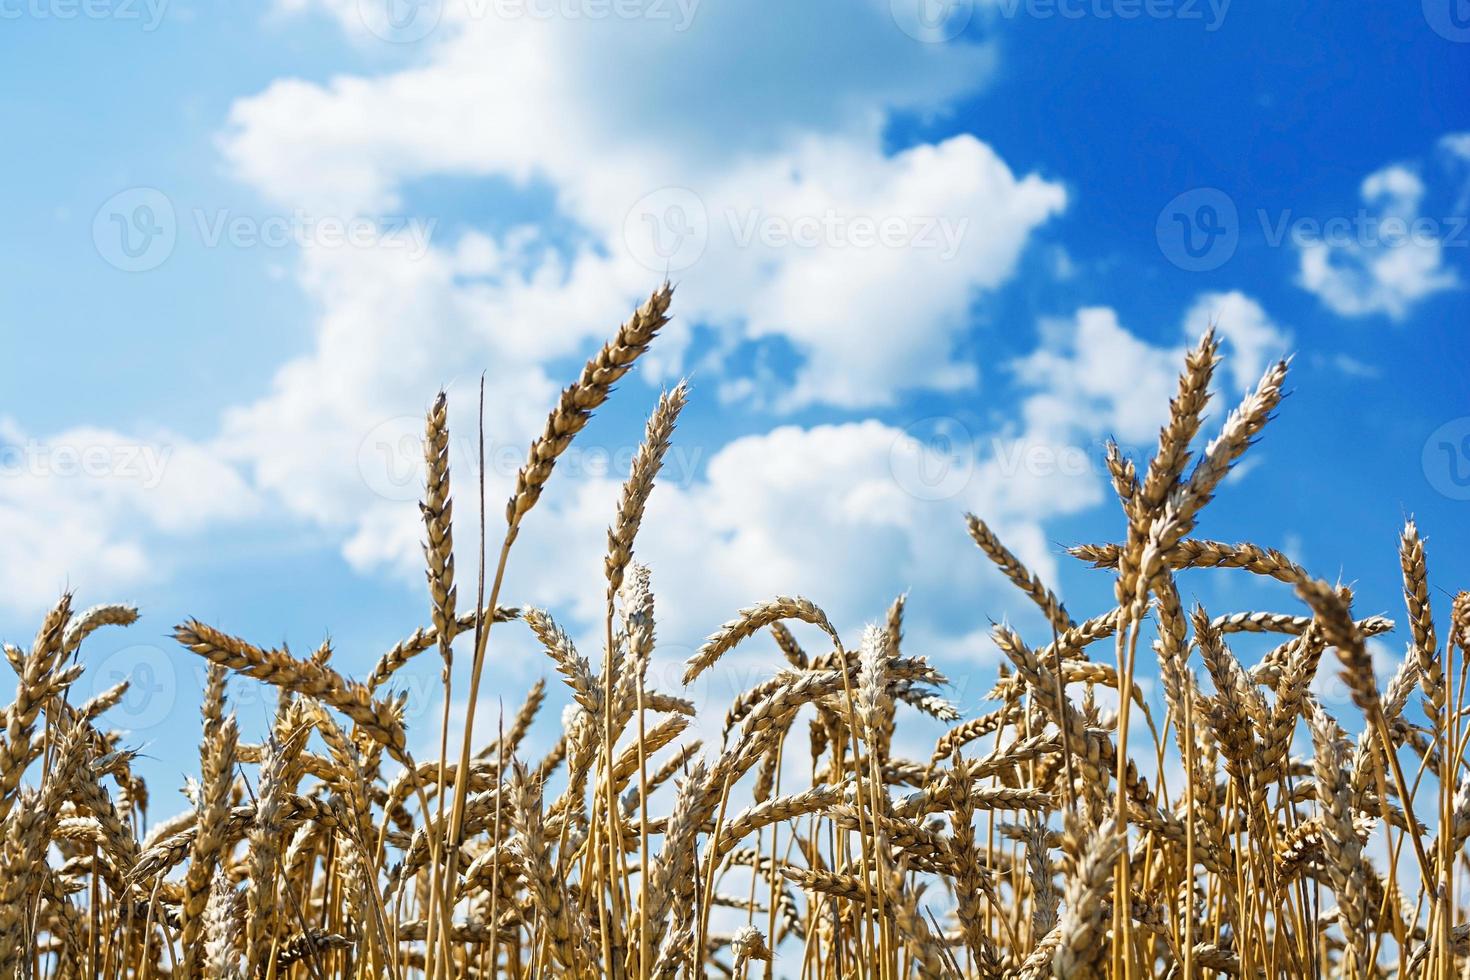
[507,283,674,531]
[966,513,1072,633]
[1053,819,1125,980]
[607,380,688,600]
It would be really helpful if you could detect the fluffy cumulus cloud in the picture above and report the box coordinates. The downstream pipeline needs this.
[698,135,1067,408]
[1014,308,1185,450]
[1012,292,1289,477]
[182,0,1074,642]
[245,0,997,216]
[213,232,573,575]
[219,1,1063,416]
[0,419,258,615]
[1296,160,1462,320]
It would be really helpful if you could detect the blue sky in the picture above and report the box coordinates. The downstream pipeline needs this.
[1,0,1468,798]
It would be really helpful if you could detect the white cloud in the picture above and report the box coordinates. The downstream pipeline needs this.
[218,2,1062,414]
[1006,292,1289,500]
[1013,307,1182,447]
[1440,132,1470,215]
[0,420,258,616]
[1441,132,1470,164]
[243,1,997,216]
[711,135,1066,408]
[1222,454,1263,486]
[1320,353,1381,379]
[1297,163,1461,320]
[215,234,564,534]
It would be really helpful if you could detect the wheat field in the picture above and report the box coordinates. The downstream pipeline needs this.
[4,283,1468,978]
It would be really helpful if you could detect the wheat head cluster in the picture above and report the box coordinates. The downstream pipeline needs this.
[5,283,1470,979]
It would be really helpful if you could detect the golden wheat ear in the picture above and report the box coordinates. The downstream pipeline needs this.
[1052,819,1125,980]
[607,380,688,601]
[965,513,1072,634]
[508,282,674,531]
[421,390,458,663]
[684,596,840,687]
